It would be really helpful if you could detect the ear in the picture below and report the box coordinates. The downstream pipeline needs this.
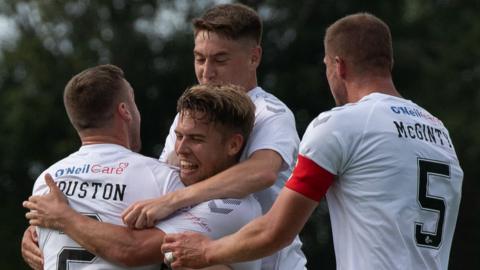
[226,133,244,157]
[250,46,262,68]
[335,56,347,79]
[117,102,132,121]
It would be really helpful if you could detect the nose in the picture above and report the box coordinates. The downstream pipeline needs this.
[202,59,216,82]
[175,137,190,156]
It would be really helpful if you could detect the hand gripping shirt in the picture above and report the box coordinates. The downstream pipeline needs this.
[286,93,463,270]
[160,87,306,270]
[33,144,261,270]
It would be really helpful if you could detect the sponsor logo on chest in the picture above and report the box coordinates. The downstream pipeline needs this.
[55,162,129,177]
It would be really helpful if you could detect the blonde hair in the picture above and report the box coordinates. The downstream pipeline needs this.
[177,83,255,143]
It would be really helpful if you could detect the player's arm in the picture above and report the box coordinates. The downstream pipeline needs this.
[23,174,165,267]
[175,148,281,199]
[162,188,317,268]
[123,149,282,228]
[161,154,335,268]
[21,225,43,270]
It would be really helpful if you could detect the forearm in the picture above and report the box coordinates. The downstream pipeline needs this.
[206,189,318,265]
[207,215,289,264]
[61,210,163,266]
[172,150,282,208]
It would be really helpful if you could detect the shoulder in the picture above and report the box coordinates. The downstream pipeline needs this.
[248,87,295,119]
[127,152,179,179]
[198,196,261,231]
[300,97,382,159]
[32,154,77,195]
[306,93,391,135]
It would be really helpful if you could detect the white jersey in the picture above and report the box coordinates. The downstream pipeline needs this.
[289,93,463,270]
[33,144,261,270]
[159,87,306,270]
[156,194,262,270]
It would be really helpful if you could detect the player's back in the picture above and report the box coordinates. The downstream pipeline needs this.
[307,93,462,270]
[33,144,181,270]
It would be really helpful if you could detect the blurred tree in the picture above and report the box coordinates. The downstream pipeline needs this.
[0,0,200,267]
[0,0,478,268]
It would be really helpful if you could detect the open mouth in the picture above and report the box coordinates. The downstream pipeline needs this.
[180,160,198,173]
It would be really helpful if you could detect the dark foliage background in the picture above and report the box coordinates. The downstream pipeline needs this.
[1,0,478,268]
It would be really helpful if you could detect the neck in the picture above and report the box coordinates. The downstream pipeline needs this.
[347,75,400,103]
[79,131,130,150]
[244,74,258,93]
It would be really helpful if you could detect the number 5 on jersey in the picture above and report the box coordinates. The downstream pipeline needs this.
[415,159,450,249]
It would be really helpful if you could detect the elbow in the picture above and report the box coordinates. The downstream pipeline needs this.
[269,228,295,251]
[278,233,296,250]
[257,169,278,189]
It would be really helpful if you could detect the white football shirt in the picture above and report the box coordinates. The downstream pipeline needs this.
[34,144,261,270]
[156,193,262,270]
[159,86,306,270]
[287,93,463,270]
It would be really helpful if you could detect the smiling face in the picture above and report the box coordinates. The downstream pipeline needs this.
[174,110,240,186]
[193,30,260,92]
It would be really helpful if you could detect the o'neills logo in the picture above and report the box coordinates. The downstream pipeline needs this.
[55,163,129,177]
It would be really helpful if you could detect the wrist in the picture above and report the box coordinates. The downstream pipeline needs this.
[55,207,79,231]
[204,239,222,265]
[169,186,197,210]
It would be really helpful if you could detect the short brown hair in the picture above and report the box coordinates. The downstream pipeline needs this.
[177,84,255,145]
[193,3,262,44]
[64,64,127,131]
[324,13,393,75]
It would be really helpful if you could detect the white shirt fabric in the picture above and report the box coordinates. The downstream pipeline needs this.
[297,93,463,270]
[159,86,306,270]
[33,144,261,270]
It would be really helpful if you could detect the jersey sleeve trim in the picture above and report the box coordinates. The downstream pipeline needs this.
[285,154,335,202]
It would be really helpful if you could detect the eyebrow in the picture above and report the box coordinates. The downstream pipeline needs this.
[193,50,229,58]
[174,130,206,138]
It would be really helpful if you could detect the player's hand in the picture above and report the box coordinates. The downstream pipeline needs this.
[121,193,177,229]
[161,232,214,269]
[21,225,43,270]
[23,174,73,230]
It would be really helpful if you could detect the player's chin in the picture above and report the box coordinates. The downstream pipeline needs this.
[180,172,202,186]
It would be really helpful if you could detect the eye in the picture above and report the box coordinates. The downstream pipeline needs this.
[194,55,206,64]
[175,132,183,140]
[215,56,228,63]
[191,136,204,142]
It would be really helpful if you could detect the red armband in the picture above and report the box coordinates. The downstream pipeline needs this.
[285,155,335,202]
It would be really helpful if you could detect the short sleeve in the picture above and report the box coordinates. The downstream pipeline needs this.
[159,114,179,162]
[299,113,347,175]
[147,160,184,195]
[242,106,299,171]
[285,154,335,201]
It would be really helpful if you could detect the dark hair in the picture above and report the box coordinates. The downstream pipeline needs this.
[193,3,262,44]
[325,13,393,75]
[63,64,127,131]
[177,83,255,145]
